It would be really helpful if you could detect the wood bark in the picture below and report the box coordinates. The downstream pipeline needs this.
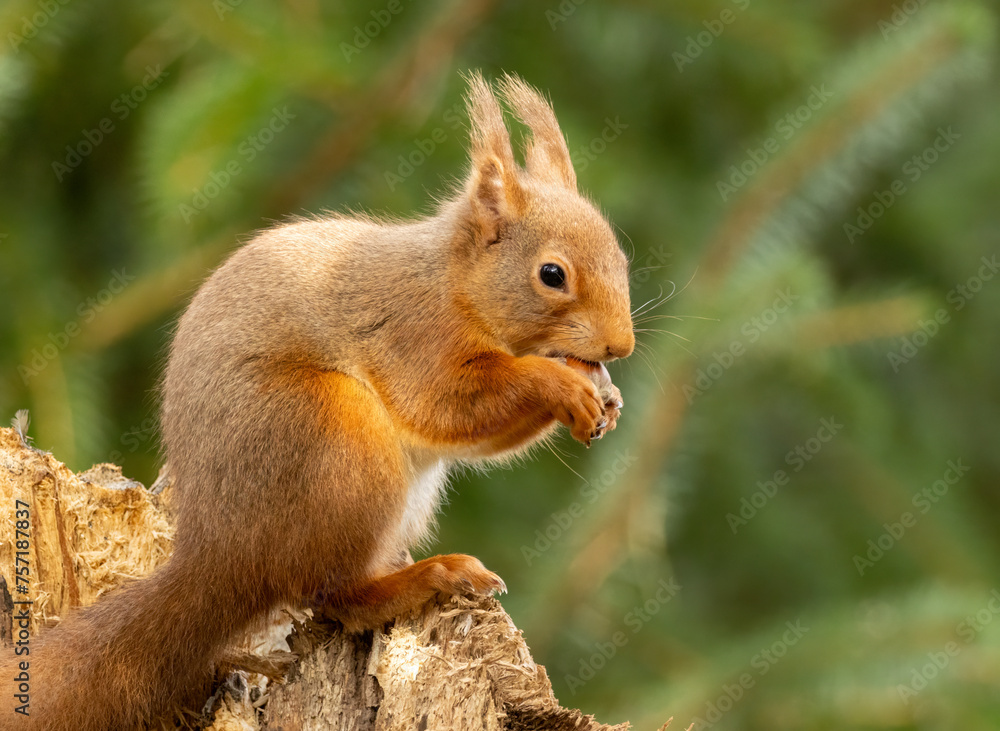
[0,426,637,730]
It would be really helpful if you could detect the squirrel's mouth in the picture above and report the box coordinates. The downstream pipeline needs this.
[543,351,603,368]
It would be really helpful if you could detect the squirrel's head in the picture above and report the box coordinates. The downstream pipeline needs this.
[452,73,634,364]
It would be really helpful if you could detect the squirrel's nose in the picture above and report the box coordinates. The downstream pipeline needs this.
[605,332,635,360]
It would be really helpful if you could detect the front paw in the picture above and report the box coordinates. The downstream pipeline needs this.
[540,362,605,446]
[564,358,623,442]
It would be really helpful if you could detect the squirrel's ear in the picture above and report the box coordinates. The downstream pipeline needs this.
[465,72,526,244]
[498,74,577,191]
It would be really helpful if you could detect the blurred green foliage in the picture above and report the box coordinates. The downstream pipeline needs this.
[2,0,999,728]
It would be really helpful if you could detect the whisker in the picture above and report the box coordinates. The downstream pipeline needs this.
[632,285,677,318]
[545,333,594,345]
[636,326,697,358]
[633,314,718,325]
[614,222,636,262]
[631,267,700,321]
[633,344,666,394]
[664,336,696,358]
[630,264,669,276]
[634,329,691,342]
[631,285,666,318]
[545,441,589,484]
[497,313,584,327]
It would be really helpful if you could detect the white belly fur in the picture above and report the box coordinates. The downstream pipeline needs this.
[399,458,449,550]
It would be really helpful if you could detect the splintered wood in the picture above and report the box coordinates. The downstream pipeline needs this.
[0,427,173,635]
[267,597,629,730]
[0,427,631,730]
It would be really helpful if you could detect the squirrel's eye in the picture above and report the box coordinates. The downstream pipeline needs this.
[539,263,566,289]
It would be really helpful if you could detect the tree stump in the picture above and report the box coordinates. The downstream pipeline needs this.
[0,425,635,730]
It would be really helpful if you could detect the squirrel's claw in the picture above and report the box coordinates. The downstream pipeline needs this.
[589,416,608,443]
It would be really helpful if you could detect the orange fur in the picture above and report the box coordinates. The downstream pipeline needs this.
[0,72,633,729]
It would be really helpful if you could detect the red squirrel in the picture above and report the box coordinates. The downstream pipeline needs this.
[4,73,634,729]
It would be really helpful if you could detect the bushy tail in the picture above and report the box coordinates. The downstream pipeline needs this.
[1,550,260,730]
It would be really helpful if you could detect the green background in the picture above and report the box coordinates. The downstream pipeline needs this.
[2,0,999,728]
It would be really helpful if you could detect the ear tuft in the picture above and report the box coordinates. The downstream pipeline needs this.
[464,72,526,244]
[465,72,516,172]
[498,74,577,191]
